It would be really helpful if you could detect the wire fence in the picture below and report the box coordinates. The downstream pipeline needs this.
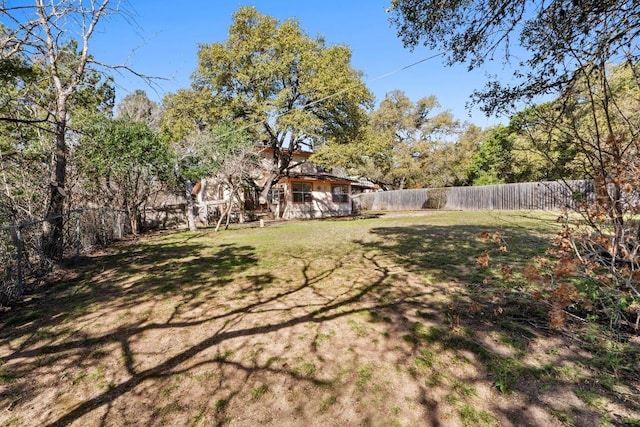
[0,207,130,306]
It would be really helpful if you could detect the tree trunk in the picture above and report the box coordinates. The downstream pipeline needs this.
[399,177,406,190]
[259,170,279,205]
[175,166,197,232]
[10,225,24,301]
[609,181,625,267]
[184,180,196,232]
[259,138,291,205]
[225,203,232,230]
[215,199,234,232]
[130,210,138,236]
[42,118,67,260]
[237,185,245,224]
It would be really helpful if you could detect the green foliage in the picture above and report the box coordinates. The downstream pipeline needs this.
[78,117,171,233]
[505,62,640,334]
[165,5,373,146]
[469,126,513,185]
[162,6,372,198]
[390,0,640,115]
[0,57,35,85]
[468,102,593,185]
[313,90,477,189]
[170,122,260,231]
[81,118,169,179]
[195,6,372,141]
[508,104,582,181]
[0,56,49,220]
[161,88,213,143]
[59,40,115,121]
[173,124,254,183]
[1,7,117,258]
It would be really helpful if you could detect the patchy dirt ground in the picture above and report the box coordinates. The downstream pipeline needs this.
[1,212,638,426]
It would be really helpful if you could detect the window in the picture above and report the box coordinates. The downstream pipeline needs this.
[332,185,349,203]
[292,182,313,203]
[269,187,284,204]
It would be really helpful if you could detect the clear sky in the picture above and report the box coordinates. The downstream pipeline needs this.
[91,0,510,127]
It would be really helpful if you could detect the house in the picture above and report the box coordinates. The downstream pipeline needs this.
[193,146,378,222]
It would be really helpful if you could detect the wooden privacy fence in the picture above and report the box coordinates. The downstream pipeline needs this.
[353,180,595,211]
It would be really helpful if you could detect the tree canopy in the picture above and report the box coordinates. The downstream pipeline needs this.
[171,124,259,231]
[162,6,373,202]
[78,117,171,234]
[117,90,163,131]
[389,0,640,115]
[313,90,478,189]
[1,1,117,258]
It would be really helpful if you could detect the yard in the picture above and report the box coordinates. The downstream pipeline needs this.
[1,211,638,426]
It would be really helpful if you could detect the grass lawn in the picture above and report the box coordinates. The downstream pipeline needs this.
[0,210,638,426]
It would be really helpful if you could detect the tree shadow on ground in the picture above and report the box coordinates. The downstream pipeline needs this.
[0,240,263,401]
[0,222,638,427]
[36,252,395,426]
[355,222,640,427]
[0,239,260,346]
[359,223,550,283]
[1,232,401,426]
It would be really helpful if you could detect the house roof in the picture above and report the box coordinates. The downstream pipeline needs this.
[350,178,380,190]
[285,172,357,185]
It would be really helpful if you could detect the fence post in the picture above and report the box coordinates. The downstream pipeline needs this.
[101,209,107,244]
[13,224,24,299]
[75,211,81,258]
[116,211,122,239]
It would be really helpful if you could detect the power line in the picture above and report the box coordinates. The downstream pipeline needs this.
[367,52,445,84]
[216,52,445,139]
[304,51,445,110]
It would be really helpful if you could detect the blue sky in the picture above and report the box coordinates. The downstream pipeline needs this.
[91,0,511,127]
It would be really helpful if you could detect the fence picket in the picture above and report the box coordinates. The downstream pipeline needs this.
[354,180,594,212]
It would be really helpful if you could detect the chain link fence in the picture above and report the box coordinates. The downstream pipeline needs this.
[0,208,130,306]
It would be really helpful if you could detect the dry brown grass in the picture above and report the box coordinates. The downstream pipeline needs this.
[0,211,638,426]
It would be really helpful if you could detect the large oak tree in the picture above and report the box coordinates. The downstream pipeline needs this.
[162,6,373,203]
